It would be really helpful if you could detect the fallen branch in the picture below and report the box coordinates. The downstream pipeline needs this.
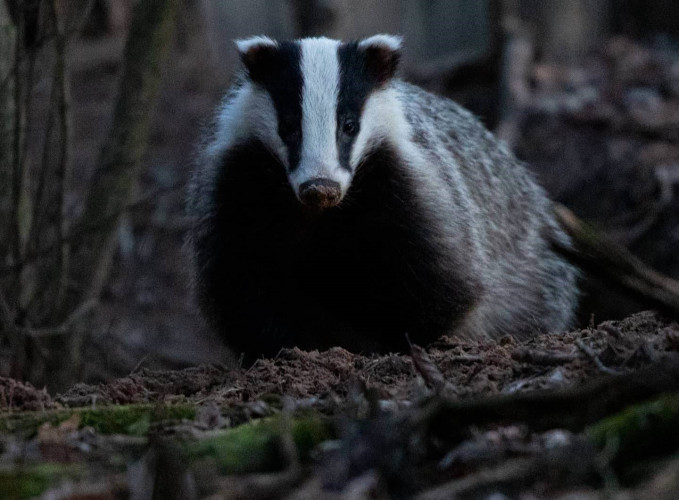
[554,204,679,318]
[414,358,679,440]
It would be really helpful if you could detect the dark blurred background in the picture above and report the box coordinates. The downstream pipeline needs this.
[1,0,678,391]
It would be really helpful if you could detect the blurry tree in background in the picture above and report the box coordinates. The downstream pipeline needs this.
[0,0,179,389]
[289,0,337,37]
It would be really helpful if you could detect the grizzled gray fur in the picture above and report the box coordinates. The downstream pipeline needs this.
[187,35,579,360]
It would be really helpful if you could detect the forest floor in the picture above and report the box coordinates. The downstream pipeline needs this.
[3,14,679,499]
[2,311,679,499]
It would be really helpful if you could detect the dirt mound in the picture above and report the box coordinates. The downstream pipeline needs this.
[56,311,679,409]
[0,377,55,411]
[57,364,236,407]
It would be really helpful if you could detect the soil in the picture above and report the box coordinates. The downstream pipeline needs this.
[2,312,678,498]
[52,311,679,409]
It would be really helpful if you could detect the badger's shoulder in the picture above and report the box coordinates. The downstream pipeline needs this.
[391,80,546,203]
[392,81,511,161]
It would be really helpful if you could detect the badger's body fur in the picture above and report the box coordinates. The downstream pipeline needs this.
[188,35,578,359]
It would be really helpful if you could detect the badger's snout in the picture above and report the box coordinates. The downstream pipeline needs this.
[298,178,342,209]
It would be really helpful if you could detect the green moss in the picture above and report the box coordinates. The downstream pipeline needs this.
[0,464,83,500]
[291,414,332,458]
[586,393,679,463]
[187,413,333,475]
[0,404,196,436]
[79,404,195,435]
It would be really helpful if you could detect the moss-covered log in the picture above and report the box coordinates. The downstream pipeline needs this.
[186,413,334,475]
[586,392,679,465]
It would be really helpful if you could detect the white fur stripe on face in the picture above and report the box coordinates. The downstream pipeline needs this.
[296,38,342,183]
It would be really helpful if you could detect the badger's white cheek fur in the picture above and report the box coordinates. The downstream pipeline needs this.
[351,88,412,169]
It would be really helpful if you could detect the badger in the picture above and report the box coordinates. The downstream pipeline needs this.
[187,35,579,360]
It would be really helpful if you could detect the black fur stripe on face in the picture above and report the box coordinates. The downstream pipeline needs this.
[247,41,304,170]
[337,42,385,171]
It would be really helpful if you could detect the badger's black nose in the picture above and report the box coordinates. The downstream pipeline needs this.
[298,178,342,209]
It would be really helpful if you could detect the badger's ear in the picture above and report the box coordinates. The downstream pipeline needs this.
[358,34,402,85]
[235,36,279,83]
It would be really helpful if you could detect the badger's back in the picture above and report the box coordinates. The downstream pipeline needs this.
[395,81,579,337]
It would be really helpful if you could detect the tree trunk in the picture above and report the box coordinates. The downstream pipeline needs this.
[74,0,180,303]
[520,0,610,64]
[0,2,16,256]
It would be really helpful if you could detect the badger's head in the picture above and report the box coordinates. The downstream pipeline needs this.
[233,34,402,210]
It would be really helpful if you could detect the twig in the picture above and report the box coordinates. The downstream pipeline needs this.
[576,339,622,376]
[512,347,577,366]
[408,335,447,393]
[129,355,149,375]
[23,299,97,338]
[415,457,539,500]
[447,354,484,363]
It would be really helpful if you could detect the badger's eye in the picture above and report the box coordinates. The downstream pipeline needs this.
[342,119,359,137]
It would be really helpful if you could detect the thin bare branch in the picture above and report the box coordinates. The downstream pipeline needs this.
[28,72,56,253]
[10,19,24,267]
[0,185,180,277]
[48,0,72,310]
[24,299,97,338]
